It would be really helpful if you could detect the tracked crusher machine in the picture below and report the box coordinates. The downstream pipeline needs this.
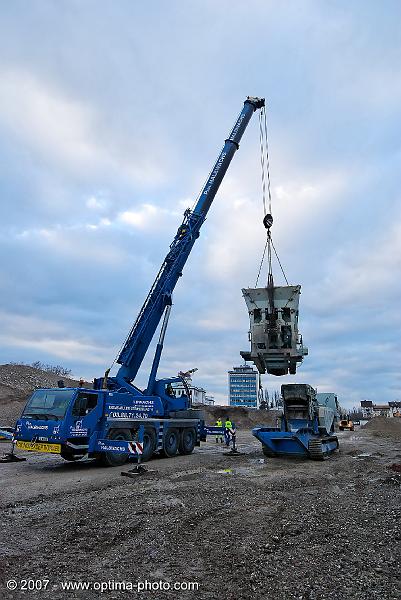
[253,384,339,460]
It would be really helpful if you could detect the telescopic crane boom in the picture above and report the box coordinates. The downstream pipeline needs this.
[110,97,265,392]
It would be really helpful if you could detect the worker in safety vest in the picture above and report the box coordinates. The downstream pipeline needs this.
[224,417,233,447]
[215,418,223,444]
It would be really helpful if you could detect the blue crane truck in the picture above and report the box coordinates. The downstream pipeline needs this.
[8,97,265,466]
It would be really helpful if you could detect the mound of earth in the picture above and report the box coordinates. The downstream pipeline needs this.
[200,404,280,428]
[362,416,401,440]
[0,364,89,425]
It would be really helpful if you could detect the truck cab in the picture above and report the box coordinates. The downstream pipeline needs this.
[14,387,105,461]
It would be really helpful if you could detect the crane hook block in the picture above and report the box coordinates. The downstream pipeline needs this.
[263,213,273,230]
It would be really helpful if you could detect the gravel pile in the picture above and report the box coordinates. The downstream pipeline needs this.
[362,417,401,440]
[0,364,89,425]
[0,364,81,393]
[202,405,280,428]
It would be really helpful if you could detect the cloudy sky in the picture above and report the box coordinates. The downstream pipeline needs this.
[1,1,400,408]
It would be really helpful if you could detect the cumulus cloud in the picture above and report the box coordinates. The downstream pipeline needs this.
[86,195,108,211]
[118,204,158,228]
[0,67,169,186]
[312,212,401,310]
[0,311,110,365]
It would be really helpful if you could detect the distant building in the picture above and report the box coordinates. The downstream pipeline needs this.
[360,400,373,418]
[389,401,401,416]
[173,382,213,405]
[360,400,400,418]
[373,404,392,417]
[228,364,259,408]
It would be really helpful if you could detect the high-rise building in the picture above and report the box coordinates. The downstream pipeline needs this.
[228,364,259,407]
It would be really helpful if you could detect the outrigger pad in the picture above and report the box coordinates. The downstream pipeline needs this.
[0,453,26,463]
[121,465,149,477]
[223,449,245,456]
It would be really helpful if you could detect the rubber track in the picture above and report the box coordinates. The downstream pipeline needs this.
[308,436,339,460]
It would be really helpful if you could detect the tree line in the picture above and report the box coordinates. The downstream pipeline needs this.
[10,361,72,377]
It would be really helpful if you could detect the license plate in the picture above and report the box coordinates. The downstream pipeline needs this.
[16,441,61,454]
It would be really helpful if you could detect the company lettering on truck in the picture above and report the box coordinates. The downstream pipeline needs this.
[108,401,154,410]
[106,401,155,419]
[109,412,149,419]
[108,411,150,419]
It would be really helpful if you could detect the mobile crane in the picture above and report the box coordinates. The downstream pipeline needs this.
[10,97,265,466]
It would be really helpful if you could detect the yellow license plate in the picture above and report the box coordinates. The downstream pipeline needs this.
[16,441,61,454]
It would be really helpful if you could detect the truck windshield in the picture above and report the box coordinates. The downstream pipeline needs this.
[22,389,75,420]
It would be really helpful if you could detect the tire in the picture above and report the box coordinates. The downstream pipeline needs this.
[178,428,196,455]
[161,428,179,458]
[99,428,131,467]
[141,427,157,462]
[339,427,343,431]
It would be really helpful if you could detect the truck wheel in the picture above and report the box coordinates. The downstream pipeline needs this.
[178,428,196,455]
[99,428,131,467]
[161,428,179,457]
[142,427,157,462]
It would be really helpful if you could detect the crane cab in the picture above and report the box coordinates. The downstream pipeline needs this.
[240,285,308,376]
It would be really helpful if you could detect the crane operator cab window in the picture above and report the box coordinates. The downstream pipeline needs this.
[165,384,176,397]
[72,392,98,417]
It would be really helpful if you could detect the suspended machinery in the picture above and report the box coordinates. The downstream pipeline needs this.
[240,109,307,377]
[240,284,307,376]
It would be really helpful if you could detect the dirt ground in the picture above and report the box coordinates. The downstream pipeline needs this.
[0,425,400,600]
